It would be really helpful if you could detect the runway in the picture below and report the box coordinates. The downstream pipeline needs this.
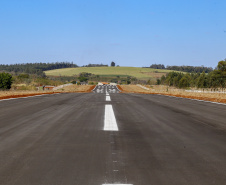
[0,85,226,185]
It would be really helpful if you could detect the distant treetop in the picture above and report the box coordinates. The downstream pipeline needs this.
[149,63,213,73]
[111,61,115,67]
[150,64,165,69]
[166,65,213,73]
[82,64,108,67]
[217,59,226,71]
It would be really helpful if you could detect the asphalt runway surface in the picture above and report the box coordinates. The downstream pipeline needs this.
[0,85,226,185]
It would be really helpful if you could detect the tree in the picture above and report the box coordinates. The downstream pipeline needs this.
[179,75,190,88]
[160,75,166,84]
[217,59,226,71]
[197,71,208,88]
[165,72,183,87]
[156,79,161,85]
[210,60,226,89]
[111,61,115,67]
[0,72,13,90]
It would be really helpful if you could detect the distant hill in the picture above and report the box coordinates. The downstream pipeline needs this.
[45,66,175,80]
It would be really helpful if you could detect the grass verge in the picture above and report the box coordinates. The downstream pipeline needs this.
[118,85,226,104]
[0,85,95,100]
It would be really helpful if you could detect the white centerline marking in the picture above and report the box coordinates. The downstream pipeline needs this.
[106,96,111,101]
[103,184,133,185]
[104,105,118,131]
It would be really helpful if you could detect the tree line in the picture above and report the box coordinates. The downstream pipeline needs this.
[82,61,117,67]
[158,60,226,89]
[0,62,78,76]
[150,64,213,73]
[82,64,108,67]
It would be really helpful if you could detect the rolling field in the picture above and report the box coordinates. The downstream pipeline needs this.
[45,67,173,80]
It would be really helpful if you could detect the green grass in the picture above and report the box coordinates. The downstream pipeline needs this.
[45,67,174,80]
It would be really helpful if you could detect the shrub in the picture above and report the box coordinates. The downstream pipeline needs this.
[71,80,77,84]
[18,73,29,79]
[88,81,94,85]
[0,72,13,90]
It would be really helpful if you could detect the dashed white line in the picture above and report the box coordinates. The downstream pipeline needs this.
[103,184,133,185]
[104,105,118,131]
[106,96,111,101]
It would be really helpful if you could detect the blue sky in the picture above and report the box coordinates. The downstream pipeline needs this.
[0,0,225,68]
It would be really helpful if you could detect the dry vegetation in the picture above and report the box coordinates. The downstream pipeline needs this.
[0,85,95,100]
[0,91,57,99]
[118,85,226,104]
[58,85,95,92]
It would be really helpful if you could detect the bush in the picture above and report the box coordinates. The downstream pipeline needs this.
[156,79,161,85]
[88,81,94,85]
[18,73,29,79]
[78,76,88,82]
[0,72,13,90]
[71,80,77,84]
